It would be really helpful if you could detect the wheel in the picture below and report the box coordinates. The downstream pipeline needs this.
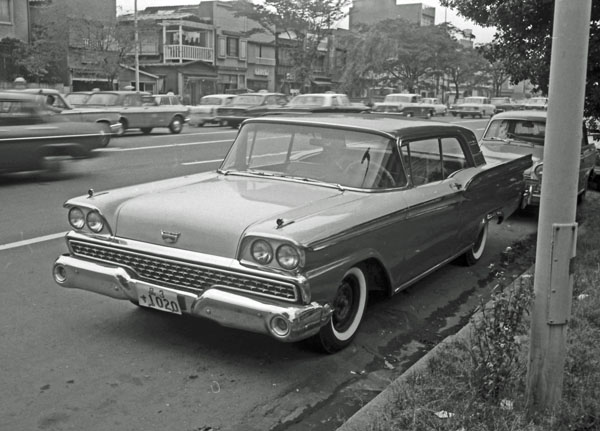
[460,114,465,119]
[219,120,227,127]
[140,127,153,135]
[451,112,457,117]
[197,121,204,127]
[116,119,127,137]
[312,266,368,353]
[577,181,588,204]
[169,116,183,134]
[426,111,433,118]
[98,122,111,147]
[461,222,488,266]
[39,155,63,174]
[406,112,413,118]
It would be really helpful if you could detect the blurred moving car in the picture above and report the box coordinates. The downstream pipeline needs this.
[453,96,496,118]
[374,93,436,118]
[522,97,548,110]
[83,91,189,135]
[480,110,597,209]
[53,113,531,353]
[188,94,234,127]
[216,92,288,128]
[22,88,121,140]
[421,97,447,116]
[0,91,109,175]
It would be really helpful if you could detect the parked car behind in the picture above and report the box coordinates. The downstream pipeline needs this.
[0,91,108,175]
[64,91,94,107]
[188,94,235,127]
[480,110,597,209]
[22,88,121,141]
[490,97,520,114]
[216,92,288,128]
[53,113,531,353]
[83,91,189,135]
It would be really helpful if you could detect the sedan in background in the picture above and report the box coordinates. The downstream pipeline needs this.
[0,91,108,176]
[188,94,234,127]
[216,92,288,128]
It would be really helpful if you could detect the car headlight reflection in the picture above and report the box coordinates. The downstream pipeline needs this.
[86,211,105,233]
[251,239,273,264]
[68,207,86,230]
[276,244,300,270]
[534,164,543,179]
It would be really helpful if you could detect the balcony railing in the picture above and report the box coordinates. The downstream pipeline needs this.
[164,45,214,62]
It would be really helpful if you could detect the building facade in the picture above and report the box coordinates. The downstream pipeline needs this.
[349,1,435,27]
[0,0,30,41]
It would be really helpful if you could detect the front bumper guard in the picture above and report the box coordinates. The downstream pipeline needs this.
[53,254,332,343]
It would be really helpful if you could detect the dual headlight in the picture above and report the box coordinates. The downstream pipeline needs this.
[68,207,107,233]
[249,239,303,271]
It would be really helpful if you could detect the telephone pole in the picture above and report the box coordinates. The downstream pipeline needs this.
[526,0,592,413]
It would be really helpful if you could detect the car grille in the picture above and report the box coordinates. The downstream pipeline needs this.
[68,239,298,302]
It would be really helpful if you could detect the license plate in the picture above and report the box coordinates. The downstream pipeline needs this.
[137,285,182,315]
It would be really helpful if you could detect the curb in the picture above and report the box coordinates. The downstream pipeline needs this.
[336,266,535,431]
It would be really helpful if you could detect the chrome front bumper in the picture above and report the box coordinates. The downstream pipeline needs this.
[53,254,332,342]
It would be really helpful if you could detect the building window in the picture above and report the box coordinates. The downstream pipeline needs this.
[227,37,239,57]
[0,0,12,23]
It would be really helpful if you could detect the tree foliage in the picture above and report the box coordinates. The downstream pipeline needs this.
[440,0,600,116]
[233,0,350,89]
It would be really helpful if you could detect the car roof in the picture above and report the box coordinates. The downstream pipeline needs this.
[21,88,61,95]
[0,91,43,101]
[491,110,547,121]
[237,92,284,96]
[202,94,235,98]
[246,113,472,138]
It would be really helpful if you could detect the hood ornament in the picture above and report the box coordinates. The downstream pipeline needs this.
[161,230,181,244]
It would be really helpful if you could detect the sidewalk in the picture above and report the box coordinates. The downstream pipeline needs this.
[336,267,535,431]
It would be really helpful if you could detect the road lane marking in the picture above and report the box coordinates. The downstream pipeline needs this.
[182,159,224,166]
[0,231,67,252]
[99,138,233,152]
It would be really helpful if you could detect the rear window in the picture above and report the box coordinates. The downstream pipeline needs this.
[483,119,546,144]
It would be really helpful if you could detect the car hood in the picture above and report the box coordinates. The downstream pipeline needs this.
[112,174,361,258]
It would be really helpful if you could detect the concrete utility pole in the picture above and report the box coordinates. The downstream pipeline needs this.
[526,0,592,413]
[134,0,140,92]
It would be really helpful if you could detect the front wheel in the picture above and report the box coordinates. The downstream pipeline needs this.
[311,266,368,353]
[169,117,183,134]
[461,223,488,266]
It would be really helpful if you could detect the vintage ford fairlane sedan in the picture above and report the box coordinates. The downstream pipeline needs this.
[0,91,109,175]
[480,110,597,208]
[53,114,531,352]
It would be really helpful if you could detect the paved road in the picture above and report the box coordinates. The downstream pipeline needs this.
[0,118,539,431]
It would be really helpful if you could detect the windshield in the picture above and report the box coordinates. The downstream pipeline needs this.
[483,119,546,144]
[220,122,406,189]
[232,95,264,105]
[85,93,119,106]
[65,93,90,105]
[201,97,229,105]
[465,97,486,104]
[289,95,325,106]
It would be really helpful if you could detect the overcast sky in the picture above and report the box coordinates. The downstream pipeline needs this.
[116,0,496,43]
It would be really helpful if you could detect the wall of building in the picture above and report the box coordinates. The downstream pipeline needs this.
[349,0,435,27]
[0,0,30,42]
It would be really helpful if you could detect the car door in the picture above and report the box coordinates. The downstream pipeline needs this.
[121,94,147,128]
[395,135,468,282]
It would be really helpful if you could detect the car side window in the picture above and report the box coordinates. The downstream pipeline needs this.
[403,137,468,186]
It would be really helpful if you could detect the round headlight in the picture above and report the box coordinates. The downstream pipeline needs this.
[68,207,85,230]
[534,164,543,179]
[276,244,300,270]
[86,211,104,233]
[251,240,273,264]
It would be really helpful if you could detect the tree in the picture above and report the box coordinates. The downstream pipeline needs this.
[440,0,600,116]
[339,20,466,96]
[0,38,29,81]
[233,0,350,91]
